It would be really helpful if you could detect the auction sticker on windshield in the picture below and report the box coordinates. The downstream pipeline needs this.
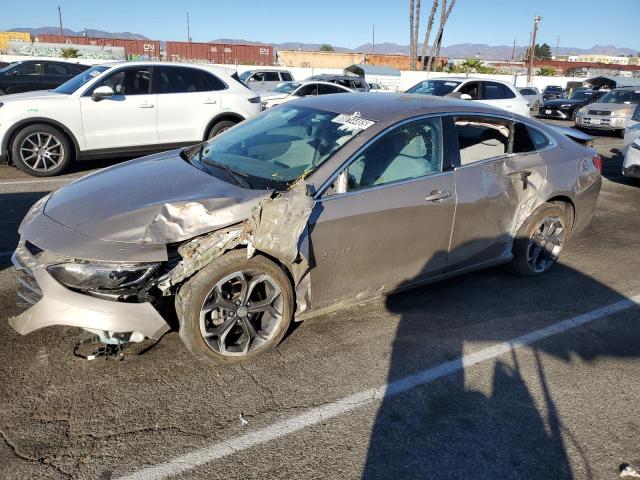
[332,112,376,130]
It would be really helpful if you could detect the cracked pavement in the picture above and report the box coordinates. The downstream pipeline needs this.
[0,121,639,479]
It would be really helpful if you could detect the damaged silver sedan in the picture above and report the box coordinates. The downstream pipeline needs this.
[11,94,602,364]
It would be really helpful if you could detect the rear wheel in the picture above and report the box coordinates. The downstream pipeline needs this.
[508,203,570,277]
[207,120,237,139]
[11,124,73,177]
[177,250,293,365]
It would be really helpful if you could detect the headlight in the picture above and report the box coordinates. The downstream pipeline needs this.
[560,104,572,108]
[47,262,159,291]
[616,107,635,117]
[578,106,589,114]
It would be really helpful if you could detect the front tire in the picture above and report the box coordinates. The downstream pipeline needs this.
[207,120,237,139]
[177,250,293,365]
[508,203,570,277]
[11,124,73,176]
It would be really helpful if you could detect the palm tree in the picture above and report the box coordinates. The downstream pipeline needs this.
[420,0,439,70]
[425,0,457,73]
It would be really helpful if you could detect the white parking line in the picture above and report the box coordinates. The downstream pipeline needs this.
[116,294,640,480]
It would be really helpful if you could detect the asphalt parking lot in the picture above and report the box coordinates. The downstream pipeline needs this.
[0,119,639,480]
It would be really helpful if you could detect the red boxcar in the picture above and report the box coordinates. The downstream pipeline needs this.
[166,41,273,65]
[36,35,160,60]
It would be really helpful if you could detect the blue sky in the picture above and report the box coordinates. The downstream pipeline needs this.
[2,0,638,49]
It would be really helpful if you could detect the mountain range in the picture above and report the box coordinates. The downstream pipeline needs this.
[10,28,637,60]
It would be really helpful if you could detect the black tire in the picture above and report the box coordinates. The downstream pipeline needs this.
[571,109,577,121]
[507,202,571,277]
[0,88,6,96]
[207,120,237,139]
[618,129,625,139]
[11,124,73,177]
[176,250,293,365]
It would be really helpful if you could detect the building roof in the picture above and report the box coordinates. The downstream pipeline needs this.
[344,64,401,77]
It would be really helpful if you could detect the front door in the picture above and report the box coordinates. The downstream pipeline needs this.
[309,116,456,308]
[7,62,44,94]
[80,66,158,150]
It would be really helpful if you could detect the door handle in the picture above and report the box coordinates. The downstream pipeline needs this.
[203,99,217,104]
[138,104,154,108]
[425,190,452,202]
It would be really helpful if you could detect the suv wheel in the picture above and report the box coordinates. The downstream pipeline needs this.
[508,203,570,277]
[177,250,293,365]
[11,124,73,177]
[207,120,237,139]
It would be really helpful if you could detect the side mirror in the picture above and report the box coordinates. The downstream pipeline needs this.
[11,70,18,76]
[460,93,472,100]
[248,77,256,82]
[92,85,114,102]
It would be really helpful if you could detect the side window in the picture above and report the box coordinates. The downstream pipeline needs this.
[454,116,510,165]
[336,79,351,88]
[14,63,43,75]
[94,67,151,95]
[512,123,536,153]
[202,72,227,91]
[520,88,535,96]
[263,72,280,82]
[280,72,293,81]
[251,72,265,81]
[45,63,70,76]
[346,117,443,191]
[526,126,551,150]
[318,84,343,95]
[482,82,514,100]
[459,81,480,100]
[296,84,318,96]
[156,67,206,94]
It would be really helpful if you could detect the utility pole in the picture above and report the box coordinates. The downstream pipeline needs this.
[187,12,191,43]
[527,15,541,84]
[555,35,559,59]
[372,25,375,54]
[511,38,516,62]
[58,5,64,39]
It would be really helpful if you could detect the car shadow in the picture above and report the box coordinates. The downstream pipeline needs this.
[361,232,637,479]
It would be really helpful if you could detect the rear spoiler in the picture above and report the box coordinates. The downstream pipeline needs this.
[548,125,594,147]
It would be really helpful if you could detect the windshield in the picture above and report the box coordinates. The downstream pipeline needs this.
[545,86,563,92]
[238,71,252,82]
[190,105,370,190]
[273,82,301,94]
[599,89,640,105]
[53,65,110,94]
[569,91,595,100]
[406,80,461,96]
[0,62,18,74]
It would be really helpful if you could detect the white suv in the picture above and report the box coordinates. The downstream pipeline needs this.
[0,62,261,176]
[406,77,530,117]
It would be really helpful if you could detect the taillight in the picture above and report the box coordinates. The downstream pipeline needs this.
[592,154,602,172]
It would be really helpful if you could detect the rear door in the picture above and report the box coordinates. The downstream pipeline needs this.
[8,62,44,93]
[309,116,456,307]
[447,115,547,270]
[262,71,281,91]
[80,66,158,150]
[154,66,224,144]
[480,81,518,113]
[43,62,75,89]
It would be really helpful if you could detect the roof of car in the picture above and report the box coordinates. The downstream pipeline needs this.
[308,74,364,80]
[96,61,236,76]
[293,92,512,123]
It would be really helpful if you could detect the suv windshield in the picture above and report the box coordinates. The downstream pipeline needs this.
[406,80,461,96]
[569,90,595,100]
[273,82,301,93]
[189,105,370,190]
[0,62,18,74]
[545,86,563,92]
[599,89,640,105]
[238,71,253,82]
[53,65,110,94]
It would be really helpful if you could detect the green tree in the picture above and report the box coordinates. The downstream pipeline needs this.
[535,43,552,60]
[60,47,80,58]
[319,44,334,52]
[538,66,556,76]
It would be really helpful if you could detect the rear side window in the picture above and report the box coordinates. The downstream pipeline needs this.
[520,88,536,95]
[319,84,346,94]
[454,116,510,165]
[202,72,227,91]
[526,126,551,150]
[156,67,209,94]
[263,72,280,81]
[45,63,71,76]
[296,84,318,96]
[280,72,293,81]
[14,63,43,75]
[483,82,516,100]
[512,123,536,153]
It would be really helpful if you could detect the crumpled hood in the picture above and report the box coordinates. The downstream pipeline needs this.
[44,150,269,245]
[0,89,69,103]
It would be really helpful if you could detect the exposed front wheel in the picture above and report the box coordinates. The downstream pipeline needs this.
[207,120,237,139]
[11,124,73,176]
[177,250,293,365]
[508,203,570,277]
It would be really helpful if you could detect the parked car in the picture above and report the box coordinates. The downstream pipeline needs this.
[622,105,640,179]
[406,77,530,116]
[537,89,605,121]
[10,94,601,364]
[0,60,90,96]
[517,86,542,111]
[238,69,294,92]
[0,61,11,69]
[575,87,640,137]
[368,82,392,92]
[542,85,565,101]
[0,62,261,176]
[260,81,352,109]
[305,74,370,92]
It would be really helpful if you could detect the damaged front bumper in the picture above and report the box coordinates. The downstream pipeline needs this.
[9,243,170,339]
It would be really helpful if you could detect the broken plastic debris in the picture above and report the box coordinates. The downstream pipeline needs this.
[239,414,249,427]
[621,463,640,479]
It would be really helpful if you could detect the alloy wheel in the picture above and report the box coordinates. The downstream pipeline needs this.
[19,132,65,172]
[526,216,565,273]
[199,269,284,356]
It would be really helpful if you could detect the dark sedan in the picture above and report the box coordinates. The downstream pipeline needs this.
[542,85,565,101]
[0,60,90,95]
[538,89,605,121]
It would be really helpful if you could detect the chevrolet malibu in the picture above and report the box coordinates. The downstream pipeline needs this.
[11,94,602,364]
